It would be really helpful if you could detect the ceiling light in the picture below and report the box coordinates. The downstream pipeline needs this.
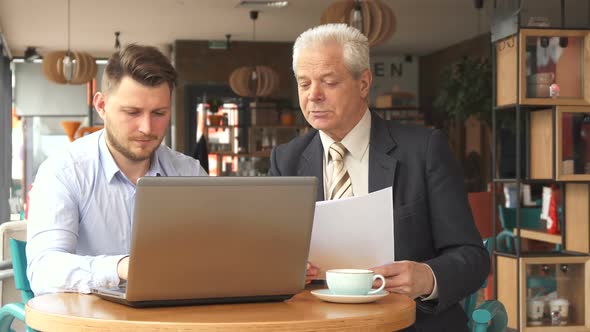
[114,31,121,51]
[266,1,288,7]
[12,58,42,64]
[237,1,288,8]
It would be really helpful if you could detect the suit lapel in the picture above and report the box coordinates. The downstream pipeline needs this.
[368,114,398,193]
[297,115,396,200]
[299,132,325,201]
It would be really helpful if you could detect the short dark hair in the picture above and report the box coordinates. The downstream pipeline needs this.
[101,44,177,94]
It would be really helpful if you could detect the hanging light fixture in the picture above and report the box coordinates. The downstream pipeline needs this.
[42,0,96,84]
[349,1,363,32]
[229,10,279,98]
[321,0,396,47]
[114,31,121,51]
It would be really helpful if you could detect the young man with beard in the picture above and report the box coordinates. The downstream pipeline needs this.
[26,44,207,295]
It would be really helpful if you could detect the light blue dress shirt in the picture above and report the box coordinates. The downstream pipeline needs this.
[26,130,207,295]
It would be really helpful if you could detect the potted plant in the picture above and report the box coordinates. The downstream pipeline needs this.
[434,56,517,183]
[434,56,494,189]
[433,56,492,127]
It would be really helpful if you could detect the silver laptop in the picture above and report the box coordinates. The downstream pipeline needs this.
[91,176,318,307]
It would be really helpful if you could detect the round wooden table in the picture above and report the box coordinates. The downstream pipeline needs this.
[26,291,416,331]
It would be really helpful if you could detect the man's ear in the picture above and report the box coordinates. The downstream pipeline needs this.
[93,92,107,120]
[359,69,372,99]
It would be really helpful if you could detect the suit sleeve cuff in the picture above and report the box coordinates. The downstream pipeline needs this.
[420,263,439,301]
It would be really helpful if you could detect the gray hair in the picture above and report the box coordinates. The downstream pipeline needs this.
[292,23,369,79]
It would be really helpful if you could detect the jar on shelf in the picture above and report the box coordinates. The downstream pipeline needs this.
[280,111,295,126]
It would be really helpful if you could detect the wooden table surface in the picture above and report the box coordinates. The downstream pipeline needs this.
[26,290,416,331]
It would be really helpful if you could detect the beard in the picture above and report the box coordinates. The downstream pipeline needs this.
[105,127,160,162]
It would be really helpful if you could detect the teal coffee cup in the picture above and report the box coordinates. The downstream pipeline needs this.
[326,269,386,296]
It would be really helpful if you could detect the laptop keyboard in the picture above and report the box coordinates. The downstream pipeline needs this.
[109,286,127,292]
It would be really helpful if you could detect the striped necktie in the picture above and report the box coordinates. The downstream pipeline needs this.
[328,142,353,200]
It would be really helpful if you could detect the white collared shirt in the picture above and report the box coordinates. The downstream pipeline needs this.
[319,109,371,199]
[26,130,207,295]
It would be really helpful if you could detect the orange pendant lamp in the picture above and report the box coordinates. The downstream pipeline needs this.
[42,0,96,84]
[321,0,396,47]
[228,10,279,98]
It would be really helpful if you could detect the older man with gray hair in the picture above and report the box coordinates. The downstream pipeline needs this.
[270,23,489,331]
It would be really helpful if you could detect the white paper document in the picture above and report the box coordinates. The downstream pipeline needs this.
[308,187,395,278]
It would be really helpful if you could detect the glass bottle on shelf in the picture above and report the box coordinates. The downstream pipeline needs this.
[261,128,271,151]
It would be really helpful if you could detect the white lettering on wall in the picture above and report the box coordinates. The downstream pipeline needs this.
[369,55,419,107]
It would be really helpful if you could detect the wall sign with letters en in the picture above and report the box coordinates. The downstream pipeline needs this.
[369,55,419,108]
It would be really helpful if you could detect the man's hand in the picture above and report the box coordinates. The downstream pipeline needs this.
[371,261,434,299]
[117,257,129,280]
[306,262,319,284]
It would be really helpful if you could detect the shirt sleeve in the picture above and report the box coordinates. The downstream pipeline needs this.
[26,159,125,295]
[420,263,439,301]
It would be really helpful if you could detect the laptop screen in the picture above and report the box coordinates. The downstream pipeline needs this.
[123,176,318,304]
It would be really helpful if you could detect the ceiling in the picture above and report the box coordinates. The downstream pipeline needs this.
[0,0,493,59]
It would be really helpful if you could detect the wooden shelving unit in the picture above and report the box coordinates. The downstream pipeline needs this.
[493,24,590,331]
[514,229,562,245]
[498,255,590,331]
[496,29,590,108]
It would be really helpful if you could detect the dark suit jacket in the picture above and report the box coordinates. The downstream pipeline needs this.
[270,112,490,332]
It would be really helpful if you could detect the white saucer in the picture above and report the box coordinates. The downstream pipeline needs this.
[310,289,389,304]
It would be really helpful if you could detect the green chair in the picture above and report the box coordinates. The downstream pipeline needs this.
[497,206,544,253]
[463,239,508,332]
[497,206,558,297]
[471,301,508,332]
[0,239,35,332]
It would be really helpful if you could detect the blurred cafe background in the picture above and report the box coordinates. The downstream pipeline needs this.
[3,2,590,330]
